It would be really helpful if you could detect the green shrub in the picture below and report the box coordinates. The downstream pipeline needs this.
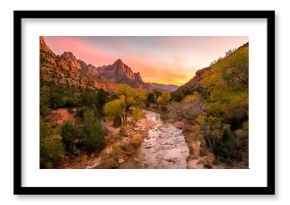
[81,109,105,155]
[40,103,50,117]
[212,130,243,162]
[60,121,77,155]
[40,118,64,168]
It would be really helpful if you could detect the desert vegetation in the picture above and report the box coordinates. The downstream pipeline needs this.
[40,36,248,169]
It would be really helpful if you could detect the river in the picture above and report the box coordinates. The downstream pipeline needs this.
[135,110,190,169]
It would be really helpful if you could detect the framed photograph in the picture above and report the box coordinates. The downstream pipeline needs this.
[14,10,275,195]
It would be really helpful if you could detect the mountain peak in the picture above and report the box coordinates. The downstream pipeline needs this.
[61,52,80,69]
[113,58,124,65]
[61,51,76,60]
[40,36,52,53]
[134,72,142,83]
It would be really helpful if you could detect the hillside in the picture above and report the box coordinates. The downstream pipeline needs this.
[174,42,249,99]
[40,36,153,91]
[176,67,210,92]
[169,42,249,167]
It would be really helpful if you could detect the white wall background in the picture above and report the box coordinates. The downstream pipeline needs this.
[0,0,287,204]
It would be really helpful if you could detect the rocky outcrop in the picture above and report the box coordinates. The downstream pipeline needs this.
[61,52,81,70]
[40,36,52,53]
[177,67,210,91]
[99,59,152,90]
[77,59,88,70]
[40,37,155,91]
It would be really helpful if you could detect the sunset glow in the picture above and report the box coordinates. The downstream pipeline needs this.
[44,36,248,85]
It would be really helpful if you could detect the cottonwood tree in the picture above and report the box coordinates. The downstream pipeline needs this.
[168,92,205,121]
[104,84,147,127]
[157,91,171,110]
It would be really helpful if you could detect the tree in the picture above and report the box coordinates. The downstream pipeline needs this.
[147,89,162,106]
[115,84,147,109]
[95,88,110,114]
[131,107,144,121]
[169,92,205,120]
[104,84,147,127]
[194,116,224,152]
[202,45,248,128]
[157,91,171,109]
[103,96,126,126]
[78,90,95,108]
[171,90,184,102]
[193,44,249,162]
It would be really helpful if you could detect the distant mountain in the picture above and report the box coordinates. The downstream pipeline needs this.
[40,36,153,91]
[149,82,179,92]
[98,59,153,90]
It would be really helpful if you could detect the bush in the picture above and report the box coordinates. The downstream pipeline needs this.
[120,134,143,155]
[48,91,64,109]
[171,91,184,102]
[78,89,111,115]
[60,121,77,155]
[212,130,243,162]
[40,103,50,117]
[81,109,105,155]
[131,108,144,121]
[40,135,65,168]
[40,119,64,168]
[60,110,106,156]
[40,82,78,109]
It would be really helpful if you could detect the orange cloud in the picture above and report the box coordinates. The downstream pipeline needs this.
[120,55,197,86]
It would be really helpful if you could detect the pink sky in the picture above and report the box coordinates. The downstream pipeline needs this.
[44,36,248,85]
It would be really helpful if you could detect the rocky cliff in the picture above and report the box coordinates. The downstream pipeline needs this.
[40,36,153,91]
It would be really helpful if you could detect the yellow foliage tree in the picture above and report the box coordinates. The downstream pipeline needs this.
[157,91,171,107]
[104,84,147,127]
[103,96,127,126]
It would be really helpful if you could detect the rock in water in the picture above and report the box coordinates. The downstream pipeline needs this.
[136,111,189,169]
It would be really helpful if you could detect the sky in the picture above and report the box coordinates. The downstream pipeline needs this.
[44,36,248,86]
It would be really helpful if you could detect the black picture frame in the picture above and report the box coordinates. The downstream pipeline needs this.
[14,10,275,195]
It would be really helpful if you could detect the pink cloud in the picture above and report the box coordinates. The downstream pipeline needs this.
[44,37,115,66]
[43,36,247,86]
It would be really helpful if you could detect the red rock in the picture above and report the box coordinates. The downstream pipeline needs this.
[40,38,154,91]
[40,36,52,53]
[173,121,184,129]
